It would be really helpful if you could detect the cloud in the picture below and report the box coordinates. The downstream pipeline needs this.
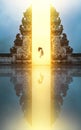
[0,0,81,52]
[51,0,81,12]
[0,0,31,52]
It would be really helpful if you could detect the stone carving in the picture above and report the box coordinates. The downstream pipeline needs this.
[51,6,73,61]
[10,6,32,63]
[10,6,73,64]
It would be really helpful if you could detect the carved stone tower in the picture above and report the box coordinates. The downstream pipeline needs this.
[51,6,73,63]
[10,6,32,63]
[10,6,73,64]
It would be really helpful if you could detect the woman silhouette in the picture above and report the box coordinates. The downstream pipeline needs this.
[38,47,44,58]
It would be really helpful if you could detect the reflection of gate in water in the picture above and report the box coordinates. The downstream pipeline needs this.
[0,66,81,130]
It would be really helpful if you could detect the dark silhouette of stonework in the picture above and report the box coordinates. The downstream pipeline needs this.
[0,6,81,64]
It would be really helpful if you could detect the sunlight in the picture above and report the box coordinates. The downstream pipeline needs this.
[32,0,51,65]
[32,66,51,130]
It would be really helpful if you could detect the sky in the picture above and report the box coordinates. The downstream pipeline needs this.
[0,0,81,53]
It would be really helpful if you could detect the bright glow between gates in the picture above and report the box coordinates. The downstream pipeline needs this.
[32,0,51,65]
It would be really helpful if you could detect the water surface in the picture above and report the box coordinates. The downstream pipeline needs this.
[0,66,81,130]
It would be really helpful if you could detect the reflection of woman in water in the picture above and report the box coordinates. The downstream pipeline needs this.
[38,47,44,58]
[38,73,44,84]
